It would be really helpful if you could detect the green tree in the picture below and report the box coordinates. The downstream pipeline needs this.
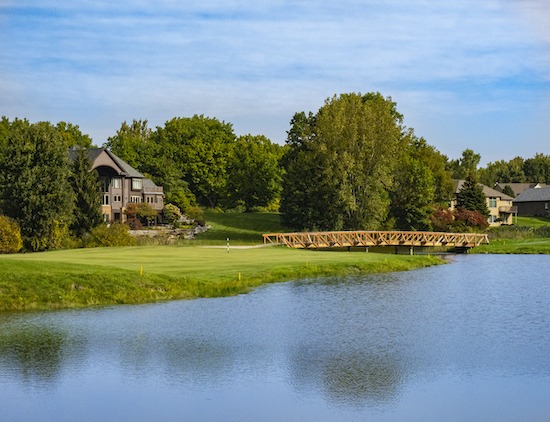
[456,174,489,217]
[479,157,526,187]
[501,184,515,198]
[523,153,550,183]
[56,122,93,148]
[448,149,481,179]
[69,148,103,238]
[389,153,435,230]
[154,115,236,207]
[281,93,407,230]
[281,111,344,230]
[226,135,284,211]
[105,119,153,170]
[0,120,74,251]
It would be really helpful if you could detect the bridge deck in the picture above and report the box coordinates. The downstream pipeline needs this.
[263,231,489,249]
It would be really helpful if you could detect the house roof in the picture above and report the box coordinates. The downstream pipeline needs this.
[494,182,547,197]
[513,187,550,203]
[453,179,513,200]
[69,147,145,178]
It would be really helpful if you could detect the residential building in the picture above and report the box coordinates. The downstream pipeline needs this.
[493,182,548,198]
[69,147,164,224]
[512,187,550,217]
[450,180,516,226]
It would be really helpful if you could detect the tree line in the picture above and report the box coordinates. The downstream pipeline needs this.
[1,92,548,252]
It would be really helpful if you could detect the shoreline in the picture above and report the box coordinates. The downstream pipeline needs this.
[0,245,444,312]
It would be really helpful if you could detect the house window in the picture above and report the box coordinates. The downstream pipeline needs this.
[113,195,122,202]
[489,198,497,208]
[130,196,142,203]
[546,203,549,210]
[100,177,109,193]
[132,178,142,191]
[102,195,110,205]
[112,178,122,189]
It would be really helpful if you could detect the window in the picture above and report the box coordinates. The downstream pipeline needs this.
[100,177,109,193]
[130,196,142,203]
[112,178,122,189]
[132,178,142,191]
[546,203,549,210]
[489,198,497,208]
[102,195,110,205]
[113,195,122,202]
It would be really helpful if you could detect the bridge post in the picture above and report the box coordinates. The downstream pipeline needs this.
[409,247,414,255]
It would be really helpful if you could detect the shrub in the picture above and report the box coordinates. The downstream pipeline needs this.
[163,203,182,226]
[0,215,23,253]
[85,223,137,247]
[185,206,205,226]
[430,207,488,233]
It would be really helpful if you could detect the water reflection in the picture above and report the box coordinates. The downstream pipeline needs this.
[289,346,404,408]
[1,255,550,420]
[0,327,67,385]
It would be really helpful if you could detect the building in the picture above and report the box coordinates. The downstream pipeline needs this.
[451,180,516,226]
[512,187,550,217]
[493,182,548,198]
[69,147,164,224]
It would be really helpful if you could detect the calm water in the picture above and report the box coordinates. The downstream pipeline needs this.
[1,254,550,421]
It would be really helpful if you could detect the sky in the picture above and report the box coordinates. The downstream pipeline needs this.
[1,0,550,165]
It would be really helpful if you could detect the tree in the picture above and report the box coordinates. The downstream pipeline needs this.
[69,148,103,238]
[456,174,489,217]
[281,93,407,230]
[448,149,481,179]
[105,119,153,170]
[0,120,74,251]
[163,203,182,226]
[56,122,93,148]
[501,185,515,198]
[0,215,23,253]
[479,157,525,187]
[153,115,236,207]
[225,135,284,211]
[523,153,550,184]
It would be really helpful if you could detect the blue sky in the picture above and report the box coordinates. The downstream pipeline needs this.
[1,0,550,165]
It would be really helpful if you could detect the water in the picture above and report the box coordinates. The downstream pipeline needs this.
[1,254,550,421]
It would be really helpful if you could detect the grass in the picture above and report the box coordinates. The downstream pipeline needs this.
[194,210,287,245]
[474,238,550,254]
[515,216,550,227]
[0,245,443,312]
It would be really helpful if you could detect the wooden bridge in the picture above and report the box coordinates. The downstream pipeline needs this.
[263,231,489,250]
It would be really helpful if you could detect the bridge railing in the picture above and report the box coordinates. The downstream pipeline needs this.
[263,230,489,249]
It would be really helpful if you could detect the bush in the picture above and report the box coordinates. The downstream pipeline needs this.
[185,206,206,226]
[0,215,23,253]
[430,207,488,233]
[163,203,182,226]
[84,223,137,247]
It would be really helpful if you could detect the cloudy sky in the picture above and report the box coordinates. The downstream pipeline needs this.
[1,0,550,164]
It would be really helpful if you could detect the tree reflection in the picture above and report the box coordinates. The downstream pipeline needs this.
[0,328,66,385]
[289,346,404,408]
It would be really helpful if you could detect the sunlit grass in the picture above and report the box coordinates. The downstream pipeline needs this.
[0,245,443,311]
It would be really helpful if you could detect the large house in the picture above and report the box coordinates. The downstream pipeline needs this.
[69,147,164,224]
[450,180,516,226]
[512,187,550,217]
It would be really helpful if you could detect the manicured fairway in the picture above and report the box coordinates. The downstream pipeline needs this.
[0,245,442,311]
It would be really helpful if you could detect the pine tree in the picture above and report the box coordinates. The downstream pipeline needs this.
[456,174,489,217]
[70,148,103,237]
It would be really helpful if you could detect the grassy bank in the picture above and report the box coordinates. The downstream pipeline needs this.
[473,238,550,254]
[0,245,442,312]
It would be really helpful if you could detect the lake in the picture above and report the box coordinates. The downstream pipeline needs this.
[1,254,550,421]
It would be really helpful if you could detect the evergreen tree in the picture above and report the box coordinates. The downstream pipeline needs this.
[502,185,515,198]
[456,174,489,217]
[69,148,103,238]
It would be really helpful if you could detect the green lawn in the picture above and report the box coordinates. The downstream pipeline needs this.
[515,216,550,227]
[0,244,442,311]
[195,210,287,245]
[474,238,550,254]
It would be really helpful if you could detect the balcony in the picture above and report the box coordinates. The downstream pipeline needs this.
[499,206,518,214]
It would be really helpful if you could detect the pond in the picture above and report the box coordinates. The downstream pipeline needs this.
[1,254,550,421]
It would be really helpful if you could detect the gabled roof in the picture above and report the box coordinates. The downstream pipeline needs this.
[494,182,547,197]
[453,180,513,200]
[513,187,550,203]
[69,147,145,178]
